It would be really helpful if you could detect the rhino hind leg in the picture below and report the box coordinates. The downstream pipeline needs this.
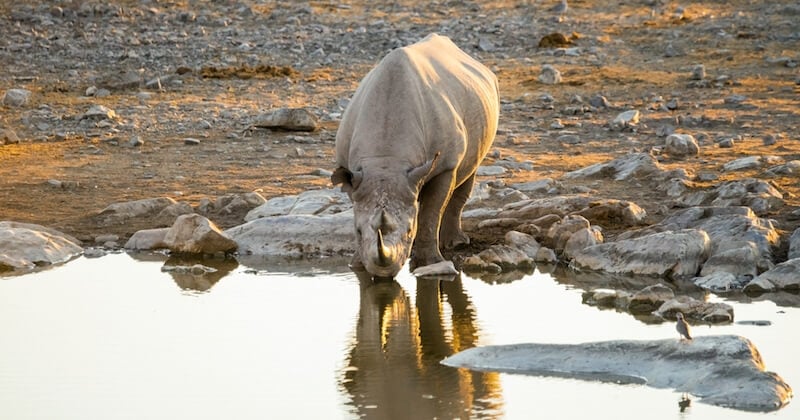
[439,172,475,249]
[410,170,455,268]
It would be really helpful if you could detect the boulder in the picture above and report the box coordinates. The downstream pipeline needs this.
[789,228,800,260]
[572,199,647,228]
[463,245,533,272]
[226,211,356,256]
[743,258,800,292]
[545,215,591,252]
[245,189,350,221]
[674,179,783,216]
[582,288,632,309]
[655,296,734,323]
[693,272,745,292]
[628,283,675,314]
[197,192,267,219]
[163,214,237,254]
[665,133,700,158]
[124,228,169,250]
[699,243,759,278]
[442,335,791,412]
[563,227,603,260]
[96,197,191,227]
[496,195,593,220]
[570,229,710,279]
[252,107,319,131]
[0,222,83,271]
[563,153,676,181]
[504,231,542,258]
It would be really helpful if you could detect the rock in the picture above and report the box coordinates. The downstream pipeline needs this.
[718,138,735,148]
[97,70,141,91]
[628,284,675,314]
[545,215,591,252]
[693,272,742,292]
[588,94,610,108]
[570,229,710,279]
[226,211,356,256]
[510,178,555,193]
[665,133,699,158]
[2,88,32,107]
[97,197,180,225]
[690,64,706,80]
[675,179,783,216]
[124,228,169,250]
[563,227,603,259]
[763,134,777,146]
[197,192,267,224]
[442,335,791,412]
[743,258,800,292]
[163,214,237,254]
[538,32,572,48]
[252,107,319,131]
[538,64,562,85]
[655,296,734,324]
[81,104,116,120]
[572,199,647,228]
[724,94,747,105]
[466,181,530,209]
[464,245,533,272]
[497,195,593,220]
[244,189,349,221]
[723,156,761,171]
[476,165,506,176]
[504,231,541,258]
[789,228,800,260]
[184,137,201,145]
[611,110,639,129]
[563,153,670,181]
[699,244,759,278]
[534,247,558,263]
[0,222,83,271]
[1,128,20,145]
[412,260,458,277]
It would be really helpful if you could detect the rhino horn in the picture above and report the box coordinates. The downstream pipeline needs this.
[377,228,391,267]
[407,151,441,191]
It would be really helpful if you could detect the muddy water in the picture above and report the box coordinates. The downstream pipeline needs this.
[1,253,797,419]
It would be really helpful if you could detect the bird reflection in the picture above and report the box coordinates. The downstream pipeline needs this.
[341,271,502,419]
[679,393,692,413]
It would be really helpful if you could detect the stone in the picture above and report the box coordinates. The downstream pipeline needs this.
[163,214,237,254]
[789,228,800,260]
[124,228,169,250]
[588,94,610,108]
[252,107,319,131]
[1,128,20,145]
[226,211,356,256]
[675,179,783,216]
[184,137,201,145]
[510,178,555,193]
[563,227,603,259]
[563,153,670,181]
[664,133,699,158]
[504,231,541,259]
[572,199,647,228]
[570,229,710,279]
[0,222,83,271]
[2,89,32,107]
[699,244,759,278]
[244,189,349,221]
[97,70,141,91]
[412,260,458,277]
[545,215,591,252]
[498,195,593,220]
[538,64,562,85]
[97,197,179,225]
[744,258,800,292]
[693,272,742,292]
[723,156,761,171]
[655,295,734,324]
[690,64,706,80]
[464,245,534,272]
[628,283,675,314]
[81,104,116,120]
[442,335,791,412]
[476,165,506,176]
[718,138,735,148]
[611,110,640,129]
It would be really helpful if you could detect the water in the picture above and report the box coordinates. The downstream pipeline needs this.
[1,253,797,419]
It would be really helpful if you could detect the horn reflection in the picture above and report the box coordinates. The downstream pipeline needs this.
[340,271,503,418]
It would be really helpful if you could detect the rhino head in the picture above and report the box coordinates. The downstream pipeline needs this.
[332,153,439,278]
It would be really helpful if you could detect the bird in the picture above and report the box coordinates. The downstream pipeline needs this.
[676,313,692,340]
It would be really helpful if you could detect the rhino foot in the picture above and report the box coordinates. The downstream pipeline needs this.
[441,229,470,250]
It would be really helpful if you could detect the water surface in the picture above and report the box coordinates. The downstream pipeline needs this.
[1,253,797,419]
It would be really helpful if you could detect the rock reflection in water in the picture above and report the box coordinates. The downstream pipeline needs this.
[341,271,503,418]
[161,255,238,292]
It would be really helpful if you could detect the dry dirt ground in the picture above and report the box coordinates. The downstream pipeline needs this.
[1,0,798,255]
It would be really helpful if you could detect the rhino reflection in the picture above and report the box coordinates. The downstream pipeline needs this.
[162,255,238,292]
[341,272,502,418]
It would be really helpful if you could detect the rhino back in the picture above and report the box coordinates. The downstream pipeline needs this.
[336,34,498,182]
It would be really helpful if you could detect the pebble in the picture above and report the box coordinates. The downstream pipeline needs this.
[589,94,610,108]
[718,138,735,148]
[550,119,565,129]
[612,110,640,129]
[2,88,32,107]
[129,135,144,147]
[691,64,706,80]
[184,137,201,145]
[538,64,562,85]
[724,94,747,105]
[1,128,20,145]
[82,104,117,120]
[477,166,507,176]
[762,134,777,146]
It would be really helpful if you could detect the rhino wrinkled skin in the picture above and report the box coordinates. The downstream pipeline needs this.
[332,34,499,278]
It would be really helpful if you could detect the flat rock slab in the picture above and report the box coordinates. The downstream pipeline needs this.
[0,221,83,271]
[442,335,791,412]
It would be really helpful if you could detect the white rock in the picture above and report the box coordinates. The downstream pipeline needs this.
[0,222,83,270]
[611,110,640,129]
[2,89,32,107]
[693,272,739,292]
[226,211,356,256]
[723,156,762,172]
[665,133,700,158]
[744,258,800,292]
[563,227,603,259]
[124,228,169,250]
[538,64,562,84]
[164,214,237,254]
[412,260,458,277]
[252,107,319,131]
[476,165,507,176]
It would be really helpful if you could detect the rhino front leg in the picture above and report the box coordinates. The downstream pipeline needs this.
[439,172,475,249]
[411,170,456,268]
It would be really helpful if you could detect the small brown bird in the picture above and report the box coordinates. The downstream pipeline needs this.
[676,313,692,340]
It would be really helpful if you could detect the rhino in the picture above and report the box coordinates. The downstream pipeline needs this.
[332,34,499,278]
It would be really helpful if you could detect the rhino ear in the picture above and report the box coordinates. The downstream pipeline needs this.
[332,167,363,193]
[408,152,441,191]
